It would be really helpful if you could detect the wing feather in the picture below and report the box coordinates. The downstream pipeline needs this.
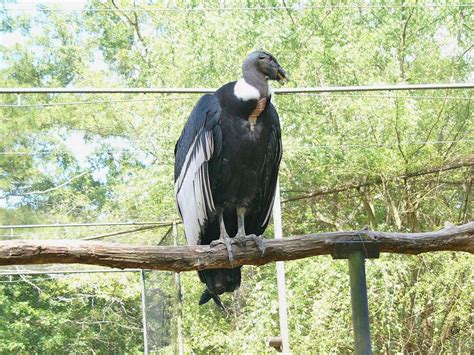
[174,95,221,245]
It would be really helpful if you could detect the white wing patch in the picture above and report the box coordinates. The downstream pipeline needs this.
[175,130,215,245]
[261,130,282,228]
[234,78,260,101]
[261,192,276,228]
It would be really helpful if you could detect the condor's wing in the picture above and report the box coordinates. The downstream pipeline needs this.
[246,102,282,235]
[174,94,222,246]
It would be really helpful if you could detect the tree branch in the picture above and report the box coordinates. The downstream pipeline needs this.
[0,223,472,272]
[110,0,151,68]
[283,157,473,203]
[18,171,91,196]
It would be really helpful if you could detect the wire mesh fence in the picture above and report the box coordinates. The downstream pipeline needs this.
[0,222,187,354]
[1,84,472,352]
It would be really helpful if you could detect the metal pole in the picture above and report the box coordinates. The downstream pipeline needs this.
[0,87,215,94]
[173,222,184,355]
[348,251,372,354]
[1,221,173,229]
[0,82,472,94]
[140,270,149,355]
[0,268,143,276]
[273,177,290,354]
[272,93,290,354]
[275,83,474,94]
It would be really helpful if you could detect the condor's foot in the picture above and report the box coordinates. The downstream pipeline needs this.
[232,234,267,257]
[210,233,235,264]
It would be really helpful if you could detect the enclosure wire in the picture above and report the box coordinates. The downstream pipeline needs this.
[3,4,474,13]
[1,94,473,109]
[1,221,176,229]
[1,137,472,158]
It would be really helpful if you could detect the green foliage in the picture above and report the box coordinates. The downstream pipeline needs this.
[0,0,472,353]
[0,273,142,353]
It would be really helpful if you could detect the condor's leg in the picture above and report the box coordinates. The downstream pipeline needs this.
[234,207,267,256]
[235,207,246,238]
[210,210,235,263]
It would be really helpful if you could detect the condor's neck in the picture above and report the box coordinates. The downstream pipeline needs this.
[242,70,269,98]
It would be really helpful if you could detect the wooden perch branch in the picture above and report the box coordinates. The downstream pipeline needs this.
[0,222,472,272]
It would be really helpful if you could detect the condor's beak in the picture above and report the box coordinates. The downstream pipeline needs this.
[276,66,289,84]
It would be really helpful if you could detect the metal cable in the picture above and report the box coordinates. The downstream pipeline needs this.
[0,269,143,276]
[1,83,472,94]
[1,221,175,229]
[3,4,473,13]
[1,93,472,109]
[0,96,197,108]
[1,137,472,158]
[284,139,474,150]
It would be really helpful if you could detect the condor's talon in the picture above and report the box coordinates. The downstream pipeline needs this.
[210,239,222,247]
[231,234,267,256]
[232,235,247,248]
[224,239,235,264]
[211,234,235,265]
[211,211,237,265]
[248,234,267,256]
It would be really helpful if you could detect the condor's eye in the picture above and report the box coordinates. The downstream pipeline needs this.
[259,55,266,60]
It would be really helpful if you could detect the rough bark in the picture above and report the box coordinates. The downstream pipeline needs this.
[0,222,472,272]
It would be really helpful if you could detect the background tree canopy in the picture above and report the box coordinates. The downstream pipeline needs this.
[0,1,472,353]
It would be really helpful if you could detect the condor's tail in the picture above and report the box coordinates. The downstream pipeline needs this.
[198,267,242,307]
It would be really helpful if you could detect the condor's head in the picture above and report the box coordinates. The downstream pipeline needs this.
[234,51,288,101]
[242,50,289,85]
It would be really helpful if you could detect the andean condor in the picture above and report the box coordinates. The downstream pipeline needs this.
[174,51,287,307]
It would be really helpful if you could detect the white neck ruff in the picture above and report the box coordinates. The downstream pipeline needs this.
[234,78,260,101]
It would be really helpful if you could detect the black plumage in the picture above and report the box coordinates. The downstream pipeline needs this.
[174,51,287,307]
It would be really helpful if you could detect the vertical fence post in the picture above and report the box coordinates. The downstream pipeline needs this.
[333,241,379,355]
[272,92,290,354]
[273,177,290,354]
[173,222,184,355]
[348,251,372,354]
[140,269,149,355]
